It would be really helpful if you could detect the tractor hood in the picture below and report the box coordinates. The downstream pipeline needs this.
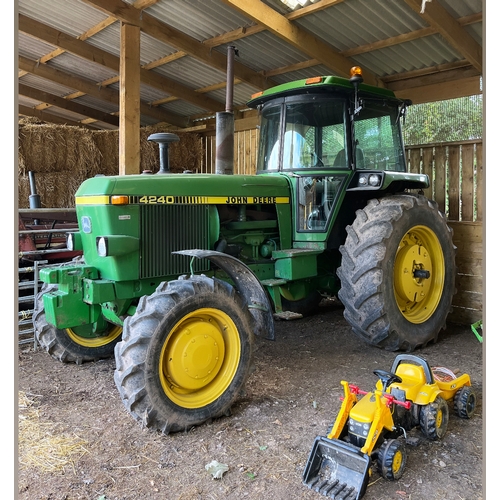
[75,173,291,204]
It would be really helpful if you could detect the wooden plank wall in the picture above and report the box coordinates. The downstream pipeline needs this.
[201,129,258,175]
[200,132,484,326]
[405,140,483,325]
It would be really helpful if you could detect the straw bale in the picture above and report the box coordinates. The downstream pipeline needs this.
[18,122,100,176]
[140,125,204,173]
[18,120,204,208]
[92,129,119,177]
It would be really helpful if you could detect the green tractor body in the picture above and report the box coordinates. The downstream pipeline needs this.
[35,69,457,433]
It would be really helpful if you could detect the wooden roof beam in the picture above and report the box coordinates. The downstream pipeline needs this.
[19,14,226,114]
[81,0,276,90]
[221,0,382,87]
[18,56,190,128]
[405,0,482,73]
[19,105,99,129]
[18,84,120,127]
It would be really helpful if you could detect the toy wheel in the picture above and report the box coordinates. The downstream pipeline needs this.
[454,386,476,419]
[377,439,407,480]
[419,396,449,440]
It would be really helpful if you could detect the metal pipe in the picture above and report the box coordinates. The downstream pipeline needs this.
[215,45,237,175]
[28,171,41,224]
[225,46,236,113]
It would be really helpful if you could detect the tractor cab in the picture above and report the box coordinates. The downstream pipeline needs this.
[247,68,410,239]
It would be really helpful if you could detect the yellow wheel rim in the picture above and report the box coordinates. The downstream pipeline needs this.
[66,324,122,348]
[159,308,241,409]
[436,408,443,428]
[393,225,445,324]
[392,449,403,474]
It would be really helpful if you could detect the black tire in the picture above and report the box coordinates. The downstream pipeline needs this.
[33,284,123,364]
[454,386,476,419]
[114,275,254,434]
[419,396,449,440]
[377,439,407,480]
[337,194,456,351]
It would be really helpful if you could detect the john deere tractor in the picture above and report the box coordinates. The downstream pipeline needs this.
[33,67,456,434]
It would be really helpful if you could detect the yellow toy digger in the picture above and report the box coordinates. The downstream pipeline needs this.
[302,354,476,499]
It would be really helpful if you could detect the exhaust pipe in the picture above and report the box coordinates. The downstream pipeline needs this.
[28,171,41,225]
[215,46,237,175]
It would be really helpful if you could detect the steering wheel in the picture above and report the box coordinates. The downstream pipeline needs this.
[306,208,324,230]
[312,153,324,167]
[373,369,402,392]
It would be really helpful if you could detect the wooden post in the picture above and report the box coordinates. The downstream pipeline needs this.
[119,22,141,175]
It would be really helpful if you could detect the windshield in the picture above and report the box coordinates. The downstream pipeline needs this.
[256,96,406,172]
[256,98,347,171]
[353,100,406,171]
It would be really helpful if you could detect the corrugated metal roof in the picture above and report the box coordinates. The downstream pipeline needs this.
[17,0,483,130]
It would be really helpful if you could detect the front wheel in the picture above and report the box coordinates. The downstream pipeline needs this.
[337,194,456,351]
[33,284,122,364]
[114,275,254,434]
[377,439,407,480]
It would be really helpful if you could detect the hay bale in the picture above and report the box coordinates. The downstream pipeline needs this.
[18,122,100,176]
[18,120,204,208]
[92,129,119,177]
[140,125,204,173]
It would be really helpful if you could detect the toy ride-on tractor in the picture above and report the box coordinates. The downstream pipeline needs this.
[302,354,476,500]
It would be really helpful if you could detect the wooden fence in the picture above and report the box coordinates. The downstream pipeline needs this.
[405,140,483,326]
[201,132,483,326]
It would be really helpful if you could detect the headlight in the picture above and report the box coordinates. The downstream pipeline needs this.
[358,173,382,188]
[66,232,82,251]
[358,174,368,186]
[97,237,108,257]
[96,235,139,257]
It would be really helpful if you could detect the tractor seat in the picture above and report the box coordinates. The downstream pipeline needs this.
[390,364,427,402]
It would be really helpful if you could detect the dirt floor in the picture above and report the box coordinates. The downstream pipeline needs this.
[17,298,483,500]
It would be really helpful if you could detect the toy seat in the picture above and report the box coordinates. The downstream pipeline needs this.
[390,364,427,402]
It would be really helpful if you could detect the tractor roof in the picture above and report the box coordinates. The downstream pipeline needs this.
[247,75,400,109]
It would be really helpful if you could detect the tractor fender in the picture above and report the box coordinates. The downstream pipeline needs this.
[173,249,275,340]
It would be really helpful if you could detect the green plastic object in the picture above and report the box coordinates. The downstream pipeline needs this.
[471,320,483,343]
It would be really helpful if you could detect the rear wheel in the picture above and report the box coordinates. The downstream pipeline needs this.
[419,396,449,440]
[377,439,407,480]
[33,284,122,364]
[337,194,456,351]
[114,275,254,434]
[454,386,476,419]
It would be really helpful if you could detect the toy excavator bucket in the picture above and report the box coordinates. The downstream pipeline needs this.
[303,436,370,500]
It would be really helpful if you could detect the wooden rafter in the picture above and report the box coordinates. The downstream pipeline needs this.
[221,0,382,87]
[18,55,189,128]
[18,15,226,114]
[18,0,483,129]
[81,0,277,90]
[405,0,482,73]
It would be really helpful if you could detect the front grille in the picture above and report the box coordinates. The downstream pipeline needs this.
[139,204,211,279]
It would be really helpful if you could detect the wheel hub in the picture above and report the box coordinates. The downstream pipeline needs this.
[394,243,432,303]
[393,450,403,473]
[166,318,225,391]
